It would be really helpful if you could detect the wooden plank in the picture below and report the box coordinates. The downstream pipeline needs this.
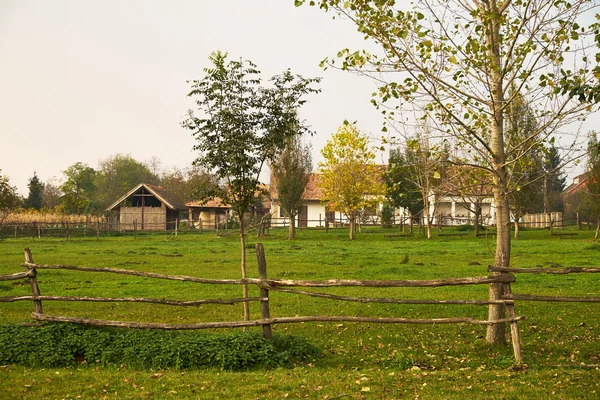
[260,274,515,288]
[503,283,523,364]
[505,294,600,303]
[0,270,34,281]
[270,287,513,305]
[24,248,43,314]
[32,312,526,330]
[20,262,515,287]
[256,243,272,340]
[21,262,249,285]
[1,295,265,305]
[489,266,600,274]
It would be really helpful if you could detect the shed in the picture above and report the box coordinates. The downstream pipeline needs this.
[106,183,187,231]
[186,198,231,230]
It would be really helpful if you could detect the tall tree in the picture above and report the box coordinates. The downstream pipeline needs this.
[0,171,21,223]
[384,147,423,233]
[95,154,159,209]
[272,136,312,240]
[505,90,544,237]
[160,165,218,204]
[182,51,320,320]
[299,0,598,345]
[543,144,567,215]
[42,178,63,211]
[60,162,97,214]
[24,172,44,210]
[319,121,384,240]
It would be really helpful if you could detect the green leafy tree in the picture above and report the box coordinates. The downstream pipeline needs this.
[272,135,312,240]
[60,162,97,214]
[160,166,218,204]
[299,0,597,346]
[504,90,544,237]
[95,154,159,209]
[319,121,384,240]
[384,148,423,234]
[0,171,21,222]
[182,51,320,320]
[24,172,43,210]
[542,144,567,215]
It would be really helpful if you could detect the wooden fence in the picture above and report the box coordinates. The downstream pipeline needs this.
[4,250,600,364]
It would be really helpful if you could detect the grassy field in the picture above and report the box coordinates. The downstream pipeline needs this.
[1,226,600,399]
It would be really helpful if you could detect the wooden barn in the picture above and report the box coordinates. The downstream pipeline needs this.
[106,183,187,231]
[186,198,231,230]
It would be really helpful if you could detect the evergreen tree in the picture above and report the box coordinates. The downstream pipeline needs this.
[24,172,44,210]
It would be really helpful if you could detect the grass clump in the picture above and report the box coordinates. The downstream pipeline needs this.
[0,323,320,370]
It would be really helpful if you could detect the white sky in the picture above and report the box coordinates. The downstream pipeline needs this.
[0,0,385,195]
[0,1,596,196]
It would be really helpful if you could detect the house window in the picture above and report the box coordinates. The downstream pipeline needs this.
[279,206,286,218]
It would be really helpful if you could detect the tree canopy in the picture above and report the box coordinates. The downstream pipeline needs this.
[299,0,599,345]
[272,135,313,240]
[319,121,384,240]
[182,50,320,320]
[0,171,21,222]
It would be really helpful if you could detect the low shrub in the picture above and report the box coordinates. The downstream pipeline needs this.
[0,323,321,370]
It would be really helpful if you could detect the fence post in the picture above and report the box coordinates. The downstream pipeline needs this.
[503,282,523,363]
[255,243,272,340]
[23,248,43,314]
[96,220,100,240]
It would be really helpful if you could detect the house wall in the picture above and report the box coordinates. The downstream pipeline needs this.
[271,201,331,228]
[429,195,495,226]
[189,207,229,230]
[120,205,166,231]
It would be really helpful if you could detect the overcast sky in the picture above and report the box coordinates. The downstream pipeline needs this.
[0,0,386,195]
[1,1,596,196]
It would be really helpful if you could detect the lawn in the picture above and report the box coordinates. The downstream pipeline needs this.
[1,226,599,399]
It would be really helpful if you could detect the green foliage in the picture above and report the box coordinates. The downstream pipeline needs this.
[384,147,423,217]
[60,162,97,214]
[455,224,485,232]
[24,172,43,211]
[182,51,320,219]
[0,324,320,370]
[379,203,394,226]
[319,121,384,239]
[94,154,159,209]
[0,171,21,221]
[272,136,312,239]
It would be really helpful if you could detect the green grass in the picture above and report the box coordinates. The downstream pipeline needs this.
[1,226,600,399]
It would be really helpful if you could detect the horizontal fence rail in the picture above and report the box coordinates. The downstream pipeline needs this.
[488,266,600,304]
[6,246,534,363]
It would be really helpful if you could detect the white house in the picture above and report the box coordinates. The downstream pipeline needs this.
[270,173,333,228]
[427,166,496,226]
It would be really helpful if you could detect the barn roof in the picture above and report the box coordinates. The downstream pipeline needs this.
[105,183,188,212]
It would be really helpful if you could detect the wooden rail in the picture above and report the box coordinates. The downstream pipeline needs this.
[11,246,526,362]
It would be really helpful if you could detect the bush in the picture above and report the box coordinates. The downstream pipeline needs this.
[0,323,321,370]
[455,224,485,232]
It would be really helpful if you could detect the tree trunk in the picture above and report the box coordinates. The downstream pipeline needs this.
[486,2,509,346]
[595,219,600,240]
[239,212,250,321]
[349,212,356,240]
[288,211,296,240]
[423,199,432,239]
[514,218,520,239]
[473,203,481,237]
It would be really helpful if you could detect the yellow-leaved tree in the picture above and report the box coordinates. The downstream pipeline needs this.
[319,122,384,240]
